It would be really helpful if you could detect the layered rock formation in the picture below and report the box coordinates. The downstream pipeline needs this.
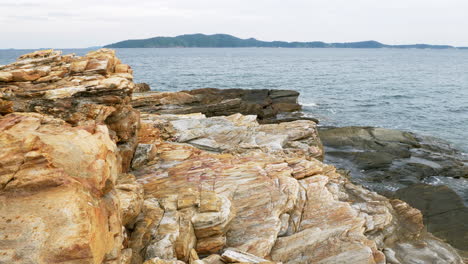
[138,113,323,159]
[0,49,142,263]
[132,113,464,264]
[0,49,139,172]
[0,50,465,264]
[132,88,302,122]
[0,113,132,263]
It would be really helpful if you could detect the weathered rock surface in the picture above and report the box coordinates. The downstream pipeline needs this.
[221,248,273,263]
[135,83,151,93]
[0,49,140,172]
[319,126,467,183]
[130,113,463,264]
[132,88,301,121]
[140,113,323,160]
[0,113,126,263]
[395,184,468,252]
[1,49,465,264]
[0,50,144,264]
[319,126,468,253]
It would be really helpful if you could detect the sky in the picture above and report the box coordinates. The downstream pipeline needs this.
[1,0,468,49]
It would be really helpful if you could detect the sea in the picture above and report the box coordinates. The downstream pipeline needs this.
[1,48,467,153]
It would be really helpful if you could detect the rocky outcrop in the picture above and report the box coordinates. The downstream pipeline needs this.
[139,113,323,160]
[0,49,464,264]
[319,126,468,253]
[319,126,467,183]
[0,49,143,264]
[129,113,464,264]
[132,88,301,121]
[0,49,140,172]
[395,184,468,252]
[0,113,131,263]
[135,83,151,93]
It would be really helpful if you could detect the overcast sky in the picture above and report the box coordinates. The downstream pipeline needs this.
[1,0,468,49]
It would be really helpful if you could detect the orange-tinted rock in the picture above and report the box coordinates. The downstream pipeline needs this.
[116,63,131,73]
[0,72,13,82]
[195,236,226,255]
[221,248,271,263]
[11,69,44,81]
[140,113,323,160]
[174,209,197,262]
[0,49,138,172]
[128,198,165,264]
[0,113,123,264]
[2,49,464,264]
[134,83,151,93]
[70,59,88,73]
[0,99,13,114]
[18,49,56,59]
[132,113,463,264]
[117,173,144,227]
[200,254,224,264]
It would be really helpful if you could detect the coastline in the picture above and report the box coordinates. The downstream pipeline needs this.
[0,49,466,263]
[130,84,468,256]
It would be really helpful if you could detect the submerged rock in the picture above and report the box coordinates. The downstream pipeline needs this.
[319,126,468,253]
[319,126,467,183]
[395,184,468,251]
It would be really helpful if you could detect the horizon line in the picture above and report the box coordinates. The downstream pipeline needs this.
[103,33,468,49]
[2,32,468,49]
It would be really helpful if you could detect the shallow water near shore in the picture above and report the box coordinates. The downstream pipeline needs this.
[1,48,467,152]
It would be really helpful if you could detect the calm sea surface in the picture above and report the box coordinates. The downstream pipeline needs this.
[1,48,467,152]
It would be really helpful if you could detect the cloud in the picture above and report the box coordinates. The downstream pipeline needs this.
[1,0,468,48]
[0,2,43,7]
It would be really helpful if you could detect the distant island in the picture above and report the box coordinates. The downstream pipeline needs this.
[104,33,468,49]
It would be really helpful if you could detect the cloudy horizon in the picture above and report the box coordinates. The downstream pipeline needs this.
[1,0,468,49]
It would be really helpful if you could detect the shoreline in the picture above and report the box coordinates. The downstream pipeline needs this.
[131,85,468,252]
[0,49,466,263]
[1,48,467,155]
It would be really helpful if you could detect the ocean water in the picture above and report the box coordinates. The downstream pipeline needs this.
[1,48,467,152]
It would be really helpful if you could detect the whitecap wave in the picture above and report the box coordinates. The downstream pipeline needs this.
[301,102,318,107]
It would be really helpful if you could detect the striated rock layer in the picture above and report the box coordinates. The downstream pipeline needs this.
[0,49,140,172]
[132,88,302,122]
[131,113,464,264]
[0,49,465,264]
[0,49,142,264]
[0,113,141,263]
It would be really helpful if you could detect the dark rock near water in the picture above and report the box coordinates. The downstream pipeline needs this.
[319,126,467,184]
[318,126,468,252]
[395,184,468,251]
[132,88,302,120]
[259,111,319,124]
[134,82,151,92]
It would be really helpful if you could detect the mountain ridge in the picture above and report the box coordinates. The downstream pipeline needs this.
[104,33,467,49]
